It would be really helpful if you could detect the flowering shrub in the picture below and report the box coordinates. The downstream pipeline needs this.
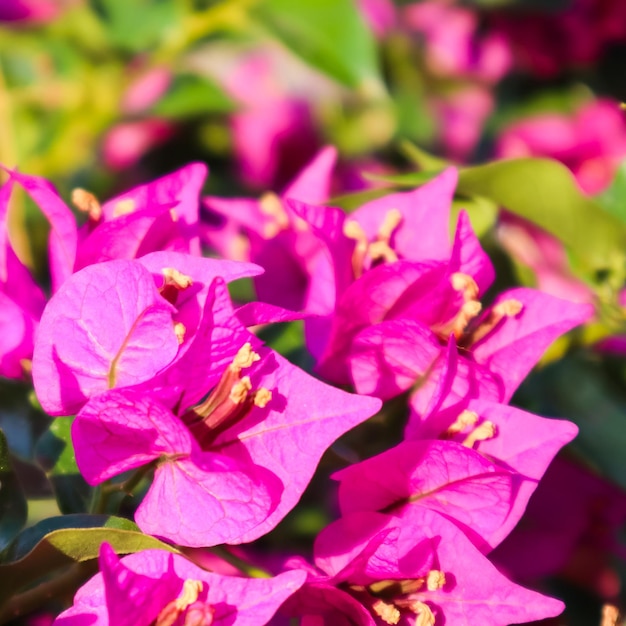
[1,2,626,625]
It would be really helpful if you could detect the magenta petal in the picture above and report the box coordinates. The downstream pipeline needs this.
[56,546,305,626]
[471,399,578,479]
[144,278,254,410]
[4,168,77,292]
[450,209,494,293]
[236,301,306,327]
[335,439,517,551]
[471,288,594,401]
[316,260,443,384]
[212,351,382,543]
[33,260,179,415]
[351,167,458,262]
[314,512,405,584]
[0,292,36,379]
[136,452,281,547]
[75,206,184,270]
[412,509,565,625]
[73,389,192,485]
[100,544,182,626]
[281,582,375,626]
[102,163,207,255]
[349,319,441,399]
[282,145,337,204]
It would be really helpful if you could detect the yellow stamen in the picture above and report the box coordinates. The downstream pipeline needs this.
[254,388,272,408]
[259,192,289,230]
[343,219,368,242]
[169,209,179,222]
[112,198,136,217]
[163,268,193,290]
[71,188,102,221]
[462,298,523,347]
[174,322,186,345]
[372,599,401,625]
[426,570,446,591]
[229,377,252,403]
[377,208,402,241]
[601,604,620,626]
[176,580,203,610]
[368,240,399,264]
[446,410,479,436]
[452,300,482,338]
[155,579,204,626]
[450,272,479,301]
[231,343,261,371]
[463,420,497,448]
[409,601,436,626]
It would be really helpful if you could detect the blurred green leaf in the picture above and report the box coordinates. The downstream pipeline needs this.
[251,0,382,90]
[151,73,234,119]
[0,430,27,552]
[456,158,626,278]
[451,195,498,239]
[0,515,178,606]
[89,0,182,53]
[596,159,626,224]
[399,141,448,171]
[35,418,91,515]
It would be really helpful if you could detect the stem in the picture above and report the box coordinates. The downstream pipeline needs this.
[0,561,98,625]
[208,546,271,578]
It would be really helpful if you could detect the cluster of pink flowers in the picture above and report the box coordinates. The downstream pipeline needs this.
[0,148,593,624]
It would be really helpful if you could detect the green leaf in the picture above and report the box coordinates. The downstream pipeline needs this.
[251,0,382,90]
[451,195,498,239]
[0,430,27,552]
[399,141,449,171]
[596,159,626,224]
[35,418,91,514]
[89,0,182,53]
[0,515,178,606]
[456,158,626,278]
[362,170,443,188]
[150,73,234,119]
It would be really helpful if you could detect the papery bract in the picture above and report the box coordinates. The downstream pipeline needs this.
[54,543,305,626]
[32,255,261,415]
[334,439,521,551]
[283,509,564,625]
[71,274,382,546]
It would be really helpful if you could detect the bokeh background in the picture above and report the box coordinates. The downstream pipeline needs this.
[3,1,626,624]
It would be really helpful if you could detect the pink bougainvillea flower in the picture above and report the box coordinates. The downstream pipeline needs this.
[32,254,261,416]
[281,509,564,625]
[333,438,526,552]
[348,286,592,416]
[496,99,626,194]
[0,0,59,23]
[60,268,381,545]
[3,162,207,293]
[54,543,305,626]
[0,164,209,378]
[291,166,489,370]
[203,146,338,311]
[0,178,46,379]
[429,85,494,161]
[102,119,175,171]
[357,0,397,38]
[404,0,512,83]
[223,53,320,190]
